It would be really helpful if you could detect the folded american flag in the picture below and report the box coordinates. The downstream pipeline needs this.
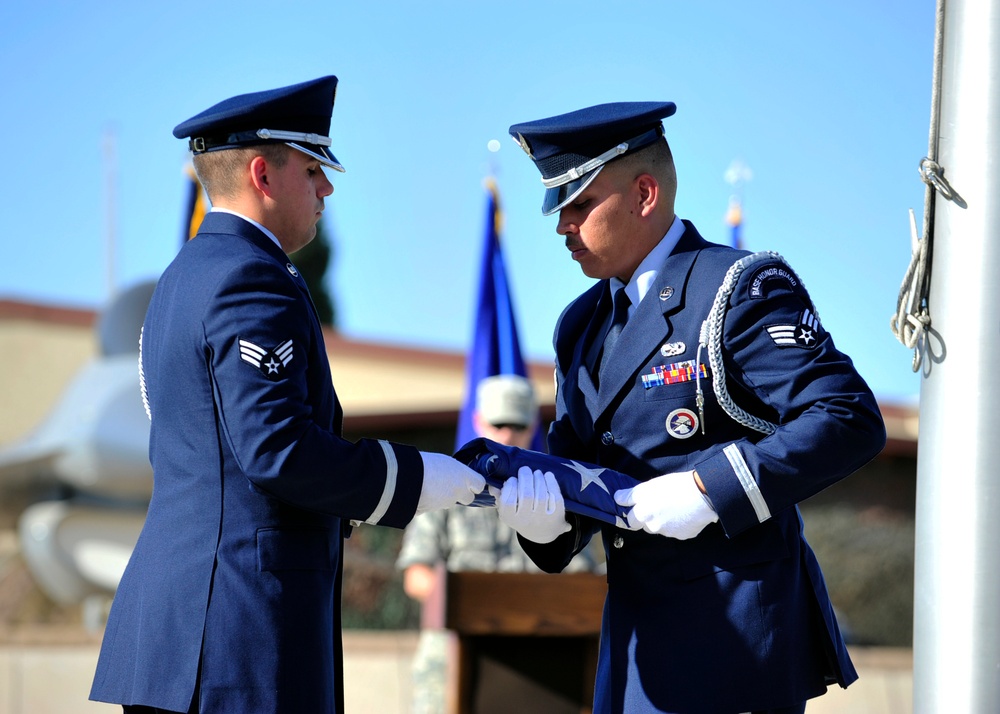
[454,437,639,527]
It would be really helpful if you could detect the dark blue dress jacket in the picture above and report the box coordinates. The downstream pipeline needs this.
[520,222,886,714]
[90,212,423,713]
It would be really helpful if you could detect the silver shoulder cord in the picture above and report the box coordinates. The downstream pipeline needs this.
[139,326,151,421]
[695,251,815,437]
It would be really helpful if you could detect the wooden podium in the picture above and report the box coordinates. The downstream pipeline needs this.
[423,570,607,714]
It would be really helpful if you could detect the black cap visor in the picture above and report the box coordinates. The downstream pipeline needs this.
[541,165,604,216]
[287,142,344,172]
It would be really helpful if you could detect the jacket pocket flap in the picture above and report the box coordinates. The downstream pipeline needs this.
[257,527,333,572]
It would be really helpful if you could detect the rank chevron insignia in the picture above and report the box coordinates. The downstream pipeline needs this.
[765,309,822,349]
[239,338,294,380]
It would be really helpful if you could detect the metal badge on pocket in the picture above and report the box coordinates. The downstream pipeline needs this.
[666,408,699,439]
[660,341,686,357]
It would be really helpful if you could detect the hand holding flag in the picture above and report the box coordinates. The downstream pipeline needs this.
[614,471,718,540]
[455,437,639,528]
[489,466,573,543]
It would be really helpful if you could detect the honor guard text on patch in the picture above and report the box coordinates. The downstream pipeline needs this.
[239,338,294,380]
[748,264,799,299]
[766,309,823,349]
[666,408,699,439]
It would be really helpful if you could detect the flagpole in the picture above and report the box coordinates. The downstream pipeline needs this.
[913,0,1000,709]
[103,127,118,299]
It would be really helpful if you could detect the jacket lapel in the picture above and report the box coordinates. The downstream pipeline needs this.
[557,285,606,426]
[595,226,708,417]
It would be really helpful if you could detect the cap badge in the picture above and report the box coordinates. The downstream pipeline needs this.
[516,133,533,158]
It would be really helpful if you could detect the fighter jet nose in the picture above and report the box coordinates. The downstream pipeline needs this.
[97,280,156,356]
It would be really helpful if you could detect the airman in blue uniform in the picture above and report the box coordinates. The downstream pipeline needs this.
[89,76,485,714]
[494,102,886,714]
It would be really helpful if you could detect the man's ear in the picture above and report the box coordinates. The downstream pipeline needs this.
[635,174,659,218]
[249,155,271,195]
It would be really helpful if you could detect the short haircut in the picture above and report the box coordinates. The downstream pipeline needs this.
[602,138,678,210]
[193,144,290,201]
[614,137,675,183]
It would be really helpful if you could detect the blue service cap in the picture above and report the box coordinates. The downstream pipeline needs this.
[509,101,676,215]
[173,75,344,172]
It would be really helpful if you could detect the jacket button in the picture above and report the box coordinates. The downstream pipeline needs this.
[601,431,614,445]
[613,535,624,549]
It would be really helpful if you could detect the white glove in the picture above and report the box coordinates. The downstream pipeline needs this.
[489,466,572,544]
[416,452,486,515]
[613,470,718,540]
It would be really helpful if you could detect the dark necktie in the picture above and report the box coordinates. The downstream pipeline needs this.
[598,287,630,387]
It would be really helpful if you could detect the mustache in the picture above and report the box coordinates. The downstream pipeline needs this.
[565,238,584,251]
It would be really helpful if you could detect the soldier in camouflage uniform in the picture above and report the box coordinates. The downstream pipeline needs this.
[397,375,601,714]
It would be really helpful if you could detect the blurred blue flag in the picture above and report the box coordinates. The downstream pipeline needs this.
[454,180,544,451]
[726,195,743,250]
[181,164,207,247]
[455,437,637,527]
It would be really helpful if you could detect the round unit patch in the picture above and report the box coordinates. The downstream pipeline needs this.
[666,408,699,439]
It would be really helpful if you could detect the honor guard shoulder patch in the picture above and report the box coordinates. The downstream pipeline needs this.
[239,338,294,380]
[747,263,800,300]
[765,309,823,349]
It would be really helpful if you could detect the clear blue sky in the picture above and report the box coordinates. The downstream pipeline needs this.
[0,0,933,403]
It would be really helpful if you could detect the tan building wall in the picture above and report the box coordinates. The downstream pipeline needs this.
[0,299,557,449]
[0,306,97,447]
